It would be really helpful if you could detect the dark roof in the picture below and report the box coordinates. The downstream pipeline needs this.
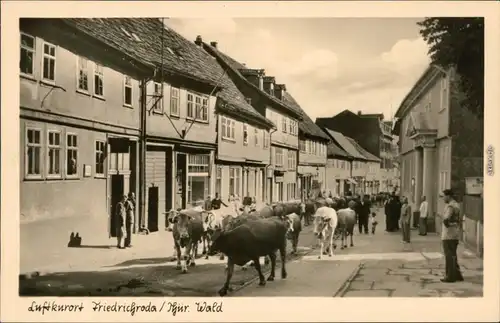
[359,113,384,119]
[281,92,330,141]
[202,43,303,119]
[61,18,272,129]
[327,141,351,158]
[345,137,381,162]
[323,128,367,160]
[61,18,224,87]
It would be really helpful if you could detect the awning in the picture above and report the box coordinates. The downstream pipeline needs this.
[346,178,358,185]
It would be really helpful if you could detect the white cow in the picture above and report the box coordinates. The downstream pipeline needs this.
[313,206,338,259]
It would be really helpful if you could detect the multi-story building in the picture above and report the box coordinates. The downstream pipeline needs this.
[345,137,382,195]
[325,141,354,196]
[392,65,483,233]
[203,41,303,203]
[19,18,155,267]
[322,128,368,195]
[283,94,330,199]
[316,110,398,191]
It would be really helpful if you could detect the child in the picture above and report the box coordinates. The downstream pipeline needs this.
[370,212,378,234]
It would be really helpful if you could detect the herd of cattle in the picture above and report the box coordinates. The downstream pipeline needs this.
[166,195,364,296]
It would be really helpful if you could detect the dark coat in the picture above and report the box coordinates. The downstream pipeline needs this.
[356,201,371,219]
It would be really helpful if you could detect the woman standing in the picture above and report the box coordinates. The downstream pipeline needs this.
[400,196,412,243]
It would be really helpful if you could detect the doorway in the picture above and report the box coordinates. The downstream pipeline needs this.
[148,185,159,232]
[176,153,187,209]
[109,174,124,238]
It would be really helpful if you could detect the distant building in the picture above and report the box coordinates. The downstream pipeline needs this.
[316,110,398,192]
[345,137,381,195]
[392,65,483,233]
[322,128,368,195]
[325,140,353,196]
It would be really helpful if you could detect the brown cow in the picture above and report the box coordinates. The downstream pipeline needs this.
[208,217,289,296]
[334,207,357,249]
[168,209,205,273]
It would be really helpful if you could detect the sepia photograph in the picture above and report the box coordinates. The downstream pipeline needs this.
[16,15,485,298]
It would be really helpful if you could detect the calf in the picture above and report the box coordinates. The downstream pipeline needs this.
[285,212,302,255]
[334,207,356,249]
[312,206,338,259]
[169,209,204,273]
[208,217,289,296]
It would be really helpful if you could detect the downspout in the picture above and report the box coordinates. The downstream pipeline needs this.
[265,127,278,204]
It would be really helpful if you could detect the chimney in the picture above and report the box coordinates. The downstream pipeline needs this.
[275,84,287,100]
[263,76,276,96]
[239,69,265,90]
[210,41,218,48]
[357,110,362,116]
[194,35,203,46]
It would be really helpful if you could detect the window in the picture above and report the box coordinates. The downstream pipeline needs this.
[187,154,210,173]
[221,116,235,140]
[20,33,35,75]
[215,167,222,195]
[47,130,61,178]
[287,150,296,170]
[26,128,41,177]
[152,82,163,113]
[66,134,78,177]
[299,140,306,152]
[424,92,431,112]
[289,119,293,134]
[201,98,209,122]
[42,42,56,82]
[263,131,270,148]
[170,87,180,116]
[254,128,259,146]
[275,147,284,166]
[440,76,448,111]
[94,63,104,97]
[123,76,132,106]
[243,124,248,146]
[187,93,194,118]
[95,140,106,177]
[229,167,240,196]
[187,154,210,205]
[282,117,287,133]
[287,183,296,200]
[76,56,90,92]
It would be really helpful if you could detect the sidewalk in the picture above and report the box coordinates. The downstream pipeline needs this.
[339,231,484,297]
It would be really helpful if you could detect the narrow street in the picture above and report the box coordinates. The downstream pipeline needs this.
[19,207,483,297]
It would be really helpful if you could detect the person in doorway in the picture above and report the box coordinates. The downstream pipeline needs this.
[419,195,429,236]
[440,189,464,283]
[124,192,135,248]
[400,196,412,243]
[356,196,371,234]
[211,193,228,210]
[115,194,128,249]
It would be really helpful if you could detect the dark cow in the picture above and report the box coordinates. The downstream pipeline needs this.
[334,207,357,249]
[202,208,235,260]
[302,199,317,226]
[208,217,289,296]
[168,208,205,273]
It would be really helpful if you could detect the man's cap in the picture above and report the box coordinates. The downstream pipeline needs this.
[440,189,454,197]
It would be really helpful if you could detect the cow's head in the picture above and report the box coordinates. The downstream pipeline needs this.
[313,214,330,239]
[284,213,296,240]
[208,229,225,255]
[170,210,193,243]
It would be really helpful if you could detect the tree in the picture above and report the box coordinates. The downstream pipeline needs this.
[418,18,484,119]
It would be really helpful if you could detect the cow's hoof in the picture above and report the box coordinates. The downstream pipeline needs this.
[282,272,287,279]
[350,243,354,247]
[333,245,337,249]
[205,255,209,260]
[258,280,266,286]
[176,264,182,270]
[317,255,321,260]
[267,276,275,282]
[344,245,348,248]
[202,250,206,255]
[218,288,228,297]
[190,262,196,267]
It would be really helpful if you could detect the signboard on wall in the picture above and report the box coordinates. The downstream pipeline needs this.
[275,176,284,183]
[465,177,483,195]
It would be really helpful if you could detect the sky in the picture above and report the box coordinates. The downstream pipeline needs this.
[165,18,431,121]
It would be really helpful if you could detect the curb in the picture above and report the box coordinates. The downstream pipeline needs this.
[332,263,363,298]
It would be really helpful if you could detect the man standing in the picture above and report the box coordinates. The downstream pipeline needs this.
[211,193,228,210]
[419,196,428,236]
[400,196,412,243]
[356,195,370,234]
[115,194,127,249]
[440,189,464,283]
[389,193,402,231]
[124,192,136,248]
